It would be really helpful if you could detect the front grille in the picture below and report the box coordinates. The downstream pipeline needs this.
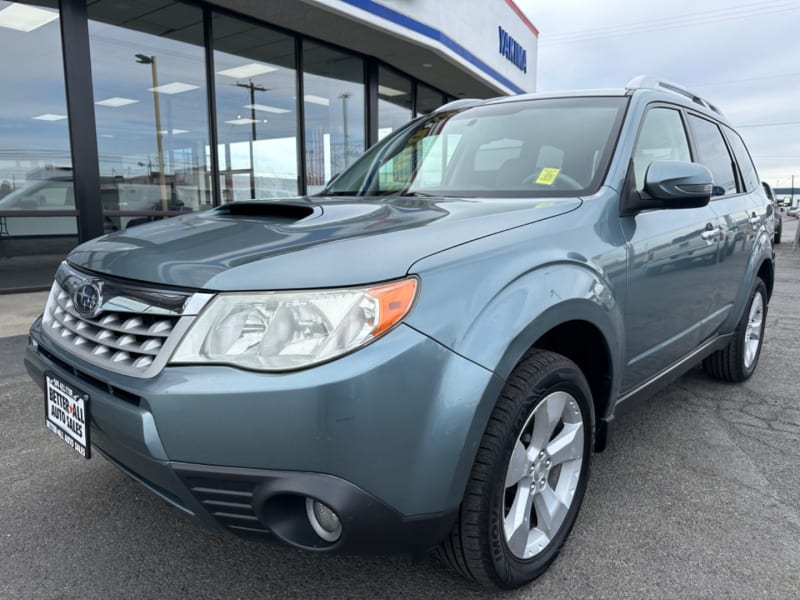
[46,280,177,371]
[183,476,269,538]
[41,263,213,378]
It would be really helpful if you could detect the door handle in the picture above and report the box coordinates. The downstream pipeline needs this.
[701,227,721,243]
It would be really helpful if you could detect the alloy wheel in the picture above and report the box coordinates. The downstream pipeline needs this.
[502,390,584,560]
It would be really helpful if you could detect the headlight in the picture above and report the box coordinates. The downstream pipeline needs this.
[170,278,418,371]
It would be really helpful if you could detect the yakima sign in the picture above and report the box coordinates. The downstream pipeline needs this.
[498,26,527,73]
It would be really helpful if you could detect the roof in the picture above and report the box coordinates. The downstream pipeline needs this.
[441,76,731,126]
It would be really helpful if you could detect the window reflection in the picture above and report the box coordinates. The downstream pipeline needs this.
[214,13,298,202]
[378,67,412,140]
[416,83,445,116]
[303,42,365,194]
[88,0,211,231]
[0,1,76,291]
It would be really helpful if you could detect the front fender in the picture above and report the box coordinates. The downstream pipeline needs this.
[406,255,624,409]
[406,255,625,493]
[458,264,623,383]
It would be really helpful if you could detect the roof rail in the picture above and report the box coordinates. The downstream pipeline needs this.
[625,75,725,117]
[434,98,484,113]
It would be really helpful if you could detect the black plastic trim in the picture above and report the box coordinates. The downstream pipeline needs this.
[173,462,457,554]
[615,332,734,415]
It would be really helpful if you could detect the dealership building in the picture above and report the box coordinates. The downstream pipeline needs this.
[0,0,538,292]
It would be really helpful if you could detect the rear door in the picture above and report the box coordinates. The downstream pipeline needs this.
[685,115,760,338]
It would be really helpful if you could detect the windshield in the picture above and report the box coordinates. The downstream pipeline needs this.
[321,96,628,198]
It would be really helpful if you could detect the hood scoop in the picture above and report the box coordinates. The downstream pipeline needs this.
[217,201,315,222]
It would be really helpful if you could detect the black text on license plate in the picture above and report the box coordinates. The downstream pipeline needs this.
[45,373,90,459]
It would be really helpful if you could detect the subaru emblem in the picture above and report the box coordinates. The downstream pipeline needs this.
[74,282,102,318]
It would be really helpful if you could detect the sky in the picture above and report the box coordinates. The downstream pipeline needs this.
[517,0,800,193]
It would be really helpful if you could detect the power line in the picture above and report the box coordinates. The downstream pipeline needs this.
[540,1,797,42]
[687,71,800,88]
[736,120,800,128]
[540,0,783,39]
[539,1,798,45]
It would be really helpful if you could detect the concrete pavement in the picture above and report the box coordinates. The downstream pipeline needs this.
[0,290,48,338]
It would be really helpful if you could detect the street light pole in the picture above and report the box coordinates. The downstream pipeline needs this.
[135,54,168,212]
[340,92,351,168]
[236,79,266,199]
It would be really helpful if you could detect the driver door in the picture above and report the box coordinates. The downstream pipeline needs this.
[621,106,720,392]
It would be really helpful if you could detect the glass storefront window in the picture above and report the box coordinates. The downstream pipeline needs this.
[0,0,76,292]
[377,67,412,140]
[213,13,298,202]
[302,41,365,193]
[88,1,211,231]
[416,83,445,116]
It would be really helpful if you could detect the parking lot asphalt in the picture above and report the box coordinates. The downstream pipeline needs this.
[2,220,799,599]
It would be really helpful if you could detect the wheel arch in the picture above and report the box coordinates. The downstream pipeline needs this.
[530,319,614,452]
[757,257,774,301]
[474,291,621,455]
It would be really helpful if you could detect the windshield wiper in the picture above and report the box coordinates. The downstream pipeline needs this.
[399,190,437,197]
[319,191,362,197]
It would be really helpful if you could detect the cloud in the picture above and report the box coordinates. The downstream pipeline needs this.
[518,0,800,184]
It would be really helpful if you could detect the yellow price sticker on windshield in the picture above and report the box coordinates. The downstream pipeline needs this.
[535,168,560,185]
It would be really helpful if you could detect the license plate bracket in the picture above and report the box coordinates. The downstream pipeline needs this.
[45,372,91,459]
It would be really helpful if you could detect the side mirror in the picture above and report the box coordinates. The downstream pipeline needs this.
[621,160,712,216]
[644,161,713,207]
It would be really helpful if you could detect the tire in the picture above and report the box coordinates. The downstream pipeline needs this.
[774,223,781,244]
[435,349,594,590]
[703,277,767,382]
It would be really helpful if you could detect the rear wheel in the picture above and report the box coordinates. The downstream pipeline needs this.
[436,350,593,590]
[703,277,767,382]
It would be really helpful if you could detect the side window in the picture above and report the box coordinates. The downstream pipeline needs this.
[686,115,737,196]
[633,108,691,189]
[724,126,759,193]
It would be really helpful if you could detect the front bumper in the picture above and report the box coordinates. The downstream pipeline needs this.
[26,317,503,553]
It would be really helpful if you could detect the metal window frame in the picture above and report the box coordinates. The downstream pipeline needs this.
[58,0,103,242]
[55,1,455,236]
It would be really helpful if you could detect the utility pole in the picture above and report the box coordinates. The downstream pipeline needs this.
[135,54,168,212]
[340,92,351,168]
[236,80,266,199]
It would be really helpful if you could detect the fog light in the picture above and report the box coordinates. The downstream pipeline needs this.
[305,498,342,543]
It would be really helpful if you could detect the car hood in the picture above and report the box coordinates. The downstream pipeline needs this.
[67,196,581,290]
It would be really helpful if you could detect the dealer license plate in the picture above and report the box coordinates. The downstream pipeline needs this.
[45,373,90,458]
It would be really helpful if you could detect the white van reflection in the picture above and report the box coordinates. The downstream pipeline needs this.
[0,178,78,237]
[0,178,194,237]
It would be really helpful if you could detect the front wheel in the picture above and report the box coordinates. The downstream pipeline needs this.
[703,277,767,382]
[436,350,593,590]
